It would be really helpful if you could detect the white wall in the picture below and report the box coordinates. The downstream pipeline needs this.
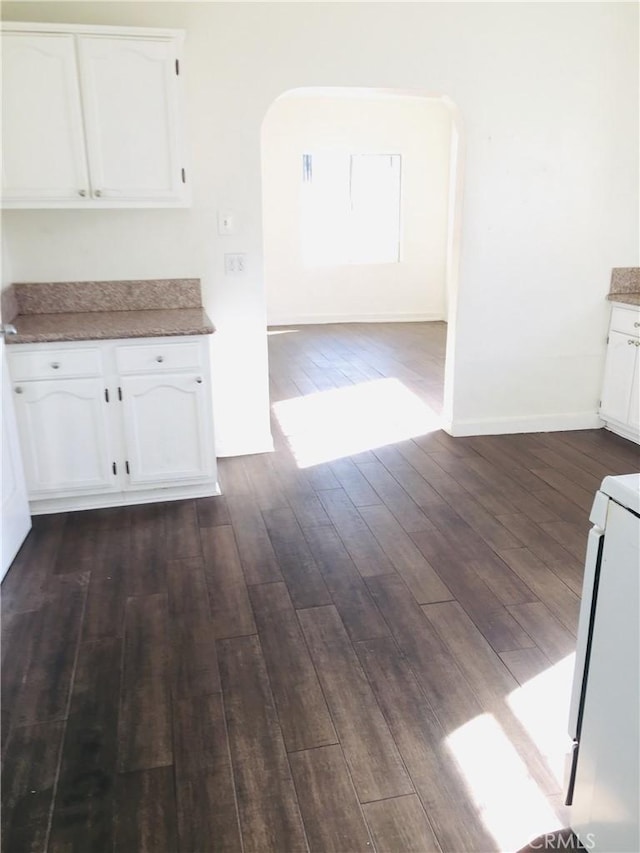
[2,2,638,446]
[2,233,14,295]
[262,91,453,325]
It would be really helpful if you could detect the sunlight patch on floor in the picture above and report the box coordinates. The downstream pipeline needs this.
[446,713,563,853]
[272,377,441,467]
[507,654,575,788]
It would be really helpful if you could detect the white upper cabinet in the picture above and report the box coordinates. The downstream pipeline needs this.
[1,23,189,208]
[1,33,89,202]
[78,36,184,202]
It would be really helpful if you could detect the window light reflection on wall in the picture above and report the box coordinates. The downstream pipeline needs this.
[300,152,401,268]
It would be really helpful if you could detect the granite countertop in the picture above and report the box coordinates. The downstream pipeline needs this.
[8,307,215,344]
[608,268,640,308]
[2,279,215,344]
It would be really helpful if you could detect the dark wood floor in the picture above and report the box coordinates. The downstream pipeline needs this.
[2,322,639,853]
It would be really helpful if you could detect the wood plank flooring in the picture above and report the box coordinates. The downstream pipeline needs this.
[3,321,639,852]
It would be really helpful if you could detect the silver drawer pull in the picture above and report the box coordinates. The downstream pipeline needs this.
[196,377,203,384]
[635,321,640,328]
[156,355,165,363]
[15,386,23,394]
[51,362,61,369]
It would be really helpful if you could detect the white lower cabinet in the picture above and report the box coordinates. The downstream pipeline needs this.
[7,335,218,513]
[600,304,640,444]
[600,331,638,426]
[14,376,117,495]
[121,372,213,487]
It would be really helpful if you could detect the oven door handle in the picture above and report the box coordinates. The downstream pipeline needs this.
[568,526,605,739]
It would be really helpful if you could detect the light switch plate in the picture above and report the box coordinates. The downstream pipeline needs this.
[218,211,235,235]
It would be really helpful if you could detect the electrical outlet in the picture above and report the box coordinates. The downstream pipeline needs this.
[224,253,246,274]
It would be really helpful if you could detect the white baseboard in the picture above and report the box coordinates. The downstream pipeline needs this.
[30,479,221,515]
[447,411,604,437]
[601,418,640,445]
[268,312,445,326]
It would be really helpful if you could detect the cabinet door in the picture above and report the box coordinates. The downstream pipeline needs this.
[600,331,637,426]
[628,345,640,433]
[78,36,184,202]
[1,33,89,202]
[121,373,214,486]
[2,339,31,578]
[12,378,117,495]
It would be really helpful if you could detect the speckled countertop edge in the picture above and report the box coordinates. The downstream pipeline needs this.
[6,307,215,345]
[607,293,640,307]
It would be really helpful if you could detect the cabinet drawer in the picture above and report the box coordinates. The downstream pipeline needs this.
[116,341,202,374]
[610,306,640,337]
[9,347,102,380]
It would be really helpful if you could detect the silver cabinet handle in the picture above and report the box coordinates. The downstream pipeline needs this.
[0,324,17,336]
[156,355,164,363]
[628,340,635,345]
[15,386,23,394]
[634,321,640,328]
[79,189,87,197]
[94,190,103,198]
[196,377,203,384]
[51,362,61,369]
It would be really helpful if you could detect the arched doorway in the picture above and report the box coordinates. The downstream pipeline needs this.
[261,87,464,435]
